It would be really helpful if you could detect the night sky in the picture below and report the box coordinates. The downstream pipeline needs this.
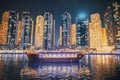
[0,0,117,44]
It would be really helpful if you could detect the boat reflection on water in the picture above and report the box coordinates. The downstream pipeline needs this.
[20,62,91,80]
[0,53,120,80]
[20,55,120,80]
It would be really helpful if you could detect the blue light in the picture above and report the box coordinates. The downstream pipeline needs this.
[78,13,86,19]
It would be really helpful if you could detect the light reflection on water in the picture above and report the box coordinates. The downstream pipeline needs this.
[21,63,91,80]
[0,53,120,80]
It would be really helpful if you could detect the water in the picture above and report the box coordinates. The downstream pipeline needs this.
[0,54,120,80]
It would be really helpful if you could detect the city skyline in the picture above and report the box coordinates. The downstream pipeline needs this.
[0,0,119,51]
[0,0,117,43]
[0,1,120,80]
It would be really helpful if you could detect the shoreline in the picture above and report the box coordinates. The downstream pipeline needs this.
[86,53,120,55]
[0,52,119,55]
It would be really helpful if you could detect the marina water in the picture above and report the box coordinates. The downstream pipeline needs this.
[0,53,120,80]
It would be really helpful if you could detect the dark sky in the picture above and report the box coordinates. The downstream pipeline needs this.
[0,0,117,44]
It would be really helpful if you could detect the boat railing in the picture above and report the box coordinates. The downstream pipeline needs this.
[39,53,78,58]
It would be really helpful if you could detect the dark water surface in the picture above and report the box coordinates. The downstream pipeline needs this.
[0,53,120,80]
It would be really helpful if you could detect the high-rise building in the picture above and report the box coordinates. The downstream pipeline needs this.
[43,12,55,50]
[0,11,19,49]
[21,12,34,49]
[76,17,88,48]
[89,13,103,52]
[0,11,9,45]
[35,15,44,49]
[16,21,22,46]
[104,1,120,48]
[89,13,114,52]
[6,11,19,47]
[61,12,71,47]
[59,26,62,46]
[0,23,7,46]
[70,24,76,46]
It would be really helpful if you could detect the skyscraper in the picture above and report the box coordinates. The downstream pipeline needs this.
[104,1,120,48]
[76,17,88,48]
[21,12,34,49]
[89,13,114,52]
[0,11,9,45]
[61,12,71,47]
[43,12,55,50]
[70,24,76,46]
[35,15,44,49]
[0,10,19,49]
[89,13,103,52]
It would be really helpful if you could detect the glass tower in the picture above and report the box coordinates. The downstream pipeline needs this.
[21,12,34,49]
[61,12,71,47]
[76,17,88,49]
[104,1,120,48]
[35,15,44,49]
[2,10,19,49]
[43,12,55,50]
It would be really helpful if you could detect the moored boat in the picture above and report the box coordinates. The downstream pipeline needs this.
[25,51,84,63]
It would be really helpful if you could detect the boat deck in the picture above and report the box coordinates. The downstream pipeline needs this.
[26,51,84,62]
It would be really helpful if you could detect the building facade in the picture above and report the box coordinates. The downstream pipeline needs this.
[61,12,71,47]
[43,12,55,50]
[101,28,108,46]
[16,21,22,46]
[0,11,9,45]
[6,11,19,47]
[76,17,88,48]
[0,11,19,49]
[70,24,76,46]
[104,1,120,48]
[35,15,44,49]
[21,12,34,49]
[89,13,103,52]
[59,26,62,46]
[0,24,3,45]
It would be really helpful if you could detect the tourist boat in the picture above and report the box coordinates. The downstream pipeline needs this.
[25,50,84,63]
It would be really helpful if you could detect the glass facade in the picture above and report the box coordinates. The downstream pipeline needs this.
[0,11,9,45]
[104,1,120,49]
[70,24,76,47]
[16,21,22,46]
[76,17,88,48]
[59,26,62,46]
[35,15,44,49]
[43,12,55,50]
[62,12,71,47]
[6,11,19,49]
[89,13,103,52]
[21,12,33,49]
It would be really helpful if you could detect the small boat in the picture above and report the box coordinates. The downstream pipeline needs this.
[25,50,84,63]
